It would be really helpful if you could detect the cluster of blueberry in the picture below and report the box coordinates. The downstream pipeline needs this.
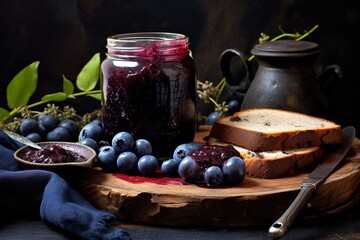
[162,143,246,187]
[76,121,158,176]
[161,142,202,176]
[19,115,79,142]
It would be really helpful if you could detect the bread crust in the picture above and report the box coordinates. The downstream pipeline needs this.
[209,108,343,151]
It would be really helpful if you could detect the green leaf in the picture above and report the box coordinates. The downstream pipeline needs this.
[41,92,67,102]
[7,61,39,109]
[88,92,102,101]
[76,53,100,92]
[0,107,10,122]
[62,75,74,96]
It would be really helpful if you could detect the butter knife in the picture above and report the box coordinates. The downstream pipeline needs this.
[268,126,356,238]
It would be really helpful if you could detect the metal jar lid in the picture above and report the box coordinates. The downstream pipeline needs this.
[251,40,321,57]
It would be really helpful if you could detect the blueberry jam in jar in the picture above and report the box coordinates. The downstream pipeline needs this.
[101,32,197,157]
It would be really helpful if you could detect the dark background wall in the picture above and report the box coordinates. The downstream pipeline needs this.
[1,0,360,133]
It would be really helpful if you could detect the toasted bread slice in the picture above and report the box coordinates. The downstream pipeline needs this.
[208,108,342,152]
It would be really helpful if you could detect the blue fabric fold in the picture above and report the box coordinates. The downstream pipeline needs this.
[0,129,130,240]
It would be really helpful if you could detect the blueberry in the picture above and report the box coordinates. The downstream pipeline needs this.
[39,114,59,132]
[161,159,179,177]
[207,111,221,125]
[222,156,246,185]
[227,99,241,115]
[97,146,117,171]
[178,156,200,180]
[38,124,47,139]
[88,119,102,128]
[117,151,138,173]
[26,132,42,143]
[78,123,103,143]
[204,166,223,187]
[58,119,78,139]
[137,155,158,176]
[111,131,134,153]
[79,137,99,152]
[134,139,152,156]
[37,114,47,122]
[99,145,108,152]
[46,127,70,141]
[173,143,195,163]
[20,118,40,135]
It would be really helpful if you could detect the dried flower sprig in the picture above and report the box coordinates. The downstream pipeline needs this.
[197,78,228,116]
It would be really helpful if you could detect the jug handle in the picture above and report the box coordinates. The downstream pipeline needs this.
[318,64,342,92]
[218,48,251,88]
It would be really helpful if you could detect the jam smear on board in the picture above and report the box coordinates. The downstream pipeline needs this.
[112,169,183,185]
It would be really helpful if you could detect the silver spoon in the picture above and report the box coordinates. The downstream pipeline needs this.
[3,129,42,150]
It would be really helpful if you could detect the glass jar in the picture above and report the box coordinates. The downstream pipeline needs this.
[101,32,197,157]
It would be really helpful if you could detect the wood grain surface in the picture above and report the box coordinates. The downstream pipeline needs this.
[76,126,360,228]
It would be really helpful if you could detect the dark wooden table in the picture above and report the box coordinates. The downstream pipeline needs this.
[1,202,360,240]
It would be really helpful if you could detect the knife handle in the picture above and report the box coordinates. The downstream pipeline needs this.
[268,181,318,238]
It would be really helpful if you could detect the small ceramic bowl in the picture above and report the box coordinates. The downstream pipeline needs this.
[14,142,97,170]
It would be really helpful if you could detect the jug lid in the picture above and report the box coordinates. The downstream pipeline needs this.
[251,40,321,57]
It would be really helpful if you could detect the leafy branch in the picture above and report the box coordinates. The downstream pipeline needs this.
[0,53,101,124]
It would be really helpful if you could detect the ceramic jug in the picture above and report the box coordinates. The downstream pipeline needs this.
[219,40,342,118]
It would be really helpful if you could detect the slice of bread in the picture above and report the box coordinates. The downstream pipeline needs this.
[207,137,323,179]
[208,108,343,152]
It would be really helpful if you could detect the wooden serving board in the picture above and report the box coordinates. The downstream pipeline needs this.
[76,126,360,228]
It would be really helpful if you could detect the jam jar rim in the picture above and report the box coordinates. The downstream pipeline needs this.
[107,32,188,45]
[106,32,189,57]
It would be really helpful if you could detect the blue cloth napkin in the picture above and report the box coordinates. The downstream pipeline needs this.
[0,129,130,240]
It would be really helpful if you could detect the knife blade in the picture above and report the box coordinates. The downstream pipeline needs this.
[268,126,356,239]
[3,129,42,150]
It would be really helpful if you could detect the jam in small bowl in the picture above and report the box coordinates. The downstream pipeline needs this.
[14,142,96,170]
